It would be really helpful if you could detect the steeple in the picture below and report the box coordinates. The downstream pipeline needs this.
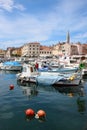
[66,31,70,43]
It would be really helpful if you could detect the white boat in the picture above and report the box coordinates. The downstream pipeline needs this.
[0,61,22,71]
[38,66,79,73]
[17,63,82,86]
[16,63,39,84]
[38,59,79,73]
[36,71,82,86]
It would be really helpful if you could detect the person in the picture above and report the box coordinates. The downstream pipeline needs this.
[35,62,39,70]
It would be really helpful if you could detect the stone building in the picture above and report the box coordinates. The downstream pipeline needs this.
[11,47,22,57]
[40,46,52,58]
[22,42,40,57]
[0,49,6,58]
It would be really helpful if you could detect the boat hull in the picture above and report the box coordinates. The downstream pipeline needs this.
[17,76,82,87]
[0,61,22,71]
[0,66,22,71]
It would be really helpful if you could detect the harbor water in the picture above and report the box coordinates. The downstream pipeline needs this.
[0,70,87,130]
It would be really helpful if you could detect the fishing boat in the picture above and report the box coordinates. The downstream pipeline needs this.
[38,60,79,73]
[17,63,82,86]
[16,63,39,84]
[0,61,22,71]
[36,71,82,86]
[38,66,78,73]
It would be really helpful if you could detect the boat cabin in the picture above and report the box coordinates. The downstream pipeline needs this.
[21,64,37,77]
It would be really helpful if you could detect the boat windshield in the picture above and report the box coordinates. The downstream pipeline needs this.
[22,67,27,72]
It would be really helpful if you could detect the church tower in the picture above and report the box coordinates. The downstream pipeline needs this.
[66,31,70,43]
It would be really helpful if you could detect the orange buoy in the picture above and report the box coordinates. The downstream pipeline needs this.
[36,110,46,118]
[9,84,14,90]
[25,108,35,117]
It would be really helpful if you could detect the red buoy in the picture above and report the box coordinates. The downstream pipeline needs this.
[9,84,14,90]
[25,108,35,117]
[36,110,46,118]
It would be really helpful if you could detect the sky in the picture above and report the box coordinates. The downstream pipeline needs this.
[0,0,87,49]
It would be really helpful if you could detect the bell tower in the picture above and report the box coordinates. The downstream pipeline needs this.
[66,31,70,43]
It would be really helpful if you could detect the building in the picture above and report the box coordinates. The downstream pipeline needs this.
[40,46,52,58]
[70,44,78,55]
[22,42,40,57]
[52,31,82,57]
[82,44,87,55]
[5,47,15,58]
[11,47,22,57]
[0,49,6,58]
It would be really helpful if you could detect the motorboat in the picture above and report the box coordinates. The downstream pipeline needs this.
[0,61,22,71]
[17,63,82,86]
[16,63,39,84]
[36,70,82,86]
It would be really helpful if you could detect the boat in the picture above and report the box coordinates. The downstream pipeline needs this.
[36,70,82,86]
[16,63,39,84]
[0,61,22,71]
[38,66,78,73]
[37,60,79,73]
[17,63,82,86]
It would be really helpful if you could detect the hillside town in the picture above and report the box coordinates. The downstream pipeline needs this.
[0,32,87,60]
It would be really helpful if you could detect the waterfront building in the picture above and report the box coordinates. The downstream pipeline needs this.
[5,47,15,58]
[22,42,40,57]
[52,31,82,57]
[11,47,22,57]
[70,44,78,55]
[82,44,87,55]
[52,43,62,57]
[40,45,52,58]
[75,42,82,55]
[2,31,86,59]
[0,49,6,58]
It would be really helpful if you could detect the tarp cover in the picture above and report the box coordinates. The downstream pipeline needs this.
[3,61,21,66]
[36,75,65,85]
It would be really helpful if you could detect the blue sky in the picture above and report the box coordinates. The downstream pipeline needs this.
[0,0,87,49]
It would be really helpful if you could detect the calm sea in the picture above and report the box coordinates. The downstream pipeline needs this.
[0,71,87,130]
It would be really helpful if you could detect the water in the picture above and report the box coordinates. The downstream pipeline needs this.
[0,71,87,130]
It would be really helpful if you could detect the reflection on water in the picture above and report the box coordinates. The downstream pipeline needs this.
[17,81,86,115]
[0,70,21,74]
[18,83,38,99]
[77,97,86,114]
[53,85,85,97]
[54,85,86,114]
[25,114,46,123]
[17,81,85,98]
[76,87,86,114]
[0,70,87,130]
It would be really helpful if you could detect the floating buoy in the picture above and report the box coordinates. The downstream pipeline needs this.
[69,75,75,81]
[68,93,74,97]
[36,110,46,118]
[25,108,35,117]
[9,84,14,90]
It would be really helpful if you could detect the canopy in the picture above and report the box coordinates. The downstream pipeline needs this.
[3,61,22,66]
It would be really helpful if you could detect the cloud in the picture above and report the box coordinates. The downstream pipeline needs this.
[0,12,58,41]
[0,0,87,49]
[0,39,25,49]
[0,0,25,12]
[73,32,87,42]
